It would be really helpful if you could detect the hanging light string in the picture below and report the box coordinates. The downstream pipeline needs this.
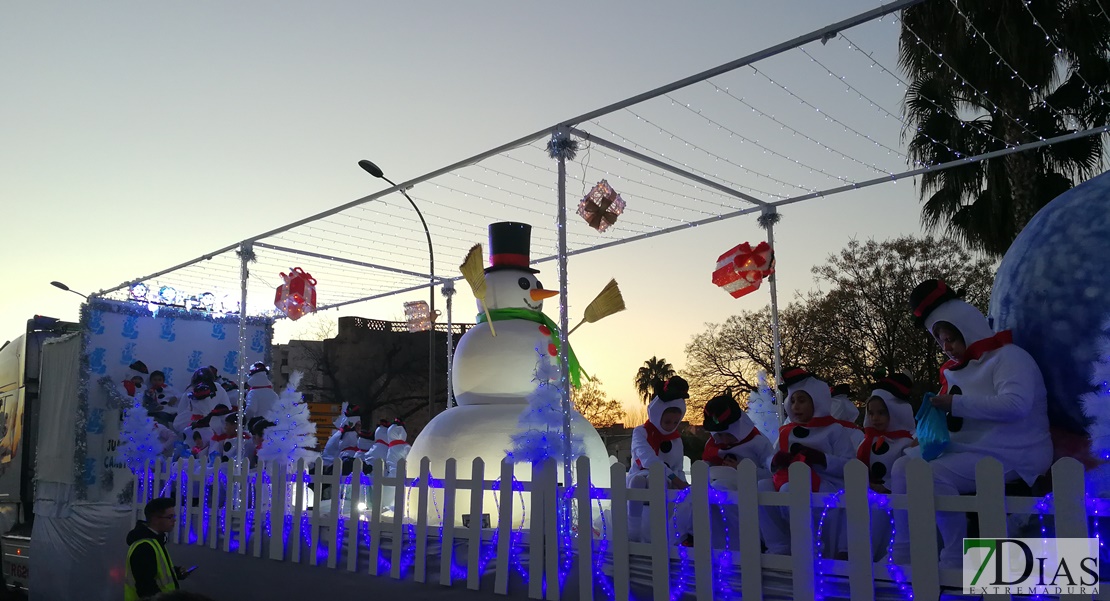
[746,64,914,164]
[623,106,816,193]
[662,92,858,186]
[583,119,788,199]
[1096,0,1110,27]
[473,159,722,221]
[948,0,1072,122]
[895,14,1042,141]
[701,80,901,175]
[836,32,1010,148]
[1019,0,1110,113]
[797,45,977,161]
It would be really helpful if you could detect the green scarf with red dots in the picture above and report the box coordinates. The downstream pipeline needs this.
[476,308,583,389]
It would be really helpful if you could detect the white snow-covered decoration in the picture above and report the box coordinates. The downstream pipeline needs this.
[257,372,319,466]
[119,399,164,473]
[746,370,782,441]
[1080,316,1110,495]
[507,348,585,464]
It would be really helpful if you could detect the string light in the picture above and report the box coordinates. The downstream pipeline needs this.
[702,80,901,175]
[1019,0,1110,116]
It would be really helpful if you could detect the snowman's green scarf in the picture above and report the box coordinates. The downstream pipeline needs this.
[477,308,583,389]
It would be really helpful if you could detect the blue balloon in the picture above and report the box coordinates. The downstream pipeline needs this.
[990,170,1110,433]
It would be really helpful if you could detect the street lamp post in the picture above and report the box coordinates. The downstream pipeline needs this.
[50,281,89,299]
[358,160,437,420]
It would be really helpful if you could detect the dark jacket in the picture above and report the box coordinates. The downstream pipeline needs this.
[126,521,179,598]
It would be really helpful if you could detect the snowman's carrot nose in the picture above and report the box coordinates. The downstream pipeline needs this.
[530,289,558,301]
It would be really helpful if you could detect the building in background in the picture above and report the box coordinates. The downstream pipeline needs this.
[273,316,470,450]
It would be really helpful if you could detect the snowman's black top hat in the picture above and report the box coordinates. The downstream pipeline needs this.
[486,222,539,273]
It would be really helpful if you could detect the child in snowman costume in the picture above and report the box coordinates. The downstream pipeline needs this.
[701,392,775,486]
[828,384,865,449]
[244,362,279,434]
[857,372,916,560]
[757,368,858,556]
[120,361,149,401]
[626,376,692,544]
[320,404,364,474]
[385,419,410,474]
[891,279,1052,568]
[360,419,391,469]
[143,370,181,427]
[174,368,230,433]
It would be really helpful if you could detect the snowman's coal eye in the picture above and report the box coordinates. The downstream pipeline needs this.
[535,280,543,290]
[517,277,530,290]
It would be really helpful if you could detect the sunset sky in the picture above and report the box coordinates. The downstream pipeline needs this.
[3,1,931,416]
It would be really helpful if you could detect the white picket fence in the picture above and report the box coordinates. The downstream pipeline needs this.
[132,455,1103,601]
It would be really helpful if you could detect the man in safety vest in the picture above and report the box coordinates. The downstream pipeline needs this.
[125,497,192,600]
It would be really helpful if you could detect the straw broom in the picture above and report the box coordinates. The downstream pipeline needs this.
[567,279,625,335]
[460,244,495,336]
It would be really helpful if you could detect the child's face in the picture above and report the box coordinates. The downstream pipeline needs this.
[224,419,237,435]
[150,375,165,388]
[867,397,890,431]
[192,433,202,444]
[932,323,967,362]
[713,432,739,445]
[659,408,683,433]
[789,391,815,424]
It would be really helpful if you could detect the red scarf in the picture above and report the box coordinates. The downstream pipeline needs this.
[703,428,760,464]
[388,440,408,447]
[939,330,1013,393]
[635,421,681,468]
[122,380,138,397]
[855,427,914,465]
[772,416,843,492]
[249,385,272,390]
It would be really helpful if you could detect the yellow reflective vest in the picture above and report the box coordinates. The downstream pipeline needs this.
[124,538,178,600]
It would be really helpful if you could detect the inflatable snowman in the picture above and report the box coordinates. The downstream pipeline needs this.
[244,362,278,432]
[406,222,612,527]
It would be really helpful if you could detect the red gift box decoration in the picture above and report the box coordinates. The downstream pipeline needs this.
[711,241,775,299]
[274,267,317,320]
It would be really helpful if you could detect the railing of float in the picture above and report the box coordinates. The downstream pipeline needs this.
[132,456,1101,601]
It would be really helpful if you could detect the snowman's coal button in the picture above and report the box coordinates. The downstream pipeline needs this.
[538,325,551,336]
[792,426,810,439]
[547,343,558,356]
[873,440,891,455]
[660,440,672,454]
[870,462,887,481]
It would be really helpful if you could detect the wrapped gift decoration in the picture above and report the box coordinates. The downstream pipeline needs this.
[274,267,317,320]
[711,241,775,299]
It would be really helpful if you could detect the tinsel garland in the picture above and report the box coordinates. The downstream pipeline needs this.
[98,376,130,411]
[546,134,579,162]
[1080,315,1110,495]
[73,302,93,500]
[757,209,781,230]
[507,348,584,464]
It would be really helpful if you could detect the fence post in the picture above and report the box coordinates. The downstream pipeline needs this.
[787,462,816,601]
[440,458,459,586]
[576,456,594,601]
[609,462,630,601]
[736,460,763,601]
[528,461,546,600]
[648,462,670,601]
[415,457,432,583]
[496,458,515,595]
[269,462,288,562]
[974,458,1009,601]
[905,458,940,600]
[467,457,485,591]
[346,460,363,572]
[391,459,408,579]
[690,461,713,601]
[843,460,875,601]
[1052,458,1088,538]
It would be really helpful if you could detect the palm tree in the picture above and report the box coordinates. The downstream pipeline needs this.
[634,356,676,403]
[900,0,1110,257]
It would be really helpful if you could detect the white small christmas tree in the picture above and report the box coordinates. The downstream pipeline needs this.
[257,372,319,467]
[746,370,783,441]
[120,399,163,473]
[1081,316,1110,495]
[508,348,585,464]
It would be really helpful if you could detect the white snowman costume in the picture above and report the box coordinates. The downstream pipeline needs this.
[626,377,691,543]
[361,420,390,467]
[119,361,149,402]
[757,369,857,555]
[892,280,1052,568]
[702,402,775,485]
[856,374,916,559]
[245,363,279,426]
[385,420,411,472]
[829,385,866,449]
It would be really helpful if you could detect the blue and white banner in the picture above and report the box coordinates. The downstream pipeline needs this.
[78,298,273,502]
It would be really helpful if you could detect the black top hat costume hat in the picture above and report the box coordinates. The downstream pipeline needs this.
[908,279,961,329]
[778,367,814,394]
[652,376,689,402]
[830,383,852,397]
[486,222,539,274]
[702,392,742,433]
[871,372,913,401]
